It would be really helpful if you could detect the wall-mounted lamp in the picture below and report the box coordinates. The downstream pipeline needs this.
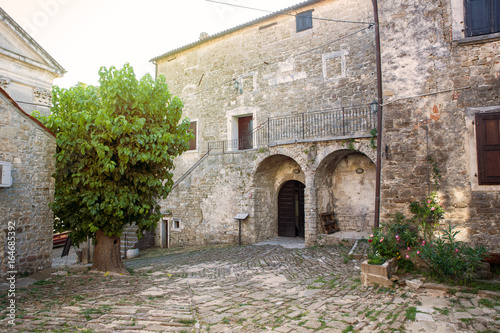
[293,169,301,174]
[370,99,378,113]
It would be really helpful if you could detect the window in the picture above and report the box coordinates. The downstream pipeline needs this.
[465,0,500,37]
[296,10,313,32]
[172,218,181,230]
[188,121,197,151]
[475,111,500,184]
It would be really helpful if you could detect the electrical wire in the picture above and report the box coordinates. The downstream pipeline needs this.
[190,25,372,96]
[205,0,374,25]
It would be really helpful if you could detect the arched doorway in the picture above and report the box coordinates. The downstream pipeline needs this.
[278,180,305,238]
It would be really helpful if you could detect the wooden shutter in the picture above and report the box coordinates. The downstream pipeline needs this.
[188,121,197,151]
[465,0,500,37]
[476,112,500,184]
[296,11,313,32]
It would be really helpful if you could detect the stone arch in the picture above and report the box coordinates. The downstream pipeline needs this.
[253,154,305,242]
[315,149,376,233]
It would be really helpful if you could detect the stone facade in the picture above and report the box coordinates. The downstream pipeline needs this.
[152,0,378,247]
[0,89,56,276]
[378,0,500,252]
[153,0,499,252]
[0,8,63,276]
[0,8,65,116]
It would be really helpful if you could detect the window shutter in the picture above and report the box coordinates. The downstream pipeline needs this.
[476,112,500,185]
[188,121,197,151]
[465,0,494,37]
[296,11,313,32]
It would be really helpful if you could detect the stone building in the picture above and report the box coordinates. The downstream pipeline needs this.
[152,0,500,252]
[378,0,500,252]
[152,0,378,247]
[0,7,64,276]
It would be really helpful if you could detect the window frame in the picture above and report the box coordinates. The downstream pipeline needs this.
[475,111,500,185]
[466,106,500,191]
[187,120,198,152]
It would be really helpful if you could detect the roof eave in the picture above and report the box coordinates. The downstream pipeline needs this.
[150,0,324,63]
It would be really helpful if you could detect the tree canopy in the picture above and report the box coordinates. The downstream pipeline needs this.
[36,64,192,266]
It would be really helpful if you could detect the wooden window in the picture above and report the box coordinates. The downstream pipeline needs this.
[296,10,313,32]
[475,112,500,184]
[465,0,500,37]
[188,121,197,151]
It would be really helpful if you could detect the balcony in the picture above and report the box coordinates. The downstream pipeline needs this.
[207,105,377,154]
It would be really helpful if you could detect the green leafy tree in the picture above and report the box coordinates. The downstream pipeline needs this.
[35,64,192,273]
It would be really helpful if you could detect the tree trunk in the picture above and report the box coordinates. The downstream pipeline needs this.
[91,230,128,274]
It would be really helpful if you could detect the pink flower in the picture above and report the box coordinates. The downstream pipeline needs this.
[455,248,459,253]
[406,254,409,259]
[427,200,431,204]
[370,234,373,238]
[422,240,426,245]
[368,239,372,243]
[407,247,410,250]
[431,207,435,211]
[417,251,420,255]
[380,237,384,243]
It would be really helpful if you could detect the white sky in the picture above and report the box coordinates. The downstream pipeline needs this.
[1,0,301,88]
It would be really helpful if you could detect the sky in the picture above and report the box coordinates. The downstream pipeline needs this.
[0,0,302,88]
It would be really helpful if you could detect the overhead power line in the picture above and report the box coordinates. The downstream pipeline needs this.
[191,25,372,96]
[205,0,374,25]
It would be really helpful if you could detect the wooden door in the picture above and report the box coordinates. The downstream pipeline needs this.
[278,180,305,237]
[238,116,253,150]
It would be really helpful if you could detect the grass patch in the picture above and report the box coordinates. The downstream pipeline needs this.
[405,306,417,321]
[433,307,450,315]
[179,319,196,325]
[342,324,354,333]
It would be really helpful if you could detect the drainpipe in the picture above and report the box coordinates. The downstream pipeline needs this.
[373,0,383,228]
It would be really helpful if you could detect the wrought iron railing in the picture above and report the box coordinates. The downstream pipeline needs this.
[207,105,376,154]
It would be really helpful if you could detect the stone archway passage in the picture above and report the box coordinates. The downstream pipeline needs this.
[278,180,305,238]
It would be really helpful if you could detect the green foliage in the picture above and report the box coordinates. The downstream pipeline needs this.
[419,225,487,284]
[386,212,419,248]
[410,192,445,241]
[428,155,441,190]
[367,227,399,264]
[369,128,377,150]
[34,64,192,243]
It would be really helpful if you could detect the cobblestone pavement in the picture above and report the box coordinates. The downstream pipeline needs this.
[1,242,499,332]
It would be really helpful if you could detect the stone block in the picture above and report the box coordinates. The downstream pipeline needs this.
[361,259,397,287]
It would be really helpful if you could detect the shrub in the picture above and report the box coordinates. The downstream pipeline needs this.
[367,228,400,264]
[410,192,445,241]
[418,224,487,284]
[386,212,419,248]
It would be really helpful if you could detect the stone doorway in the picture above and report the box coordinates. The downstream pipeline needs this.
[278,180,305,238]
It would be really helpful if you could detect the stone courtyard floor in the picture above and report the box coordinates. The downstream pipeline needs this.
[1,240,499,332]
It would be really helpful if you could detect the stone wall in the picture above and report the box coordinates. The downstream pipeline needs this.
[154,0,379,247]
[0,94,56,276]
[379,0,500,251]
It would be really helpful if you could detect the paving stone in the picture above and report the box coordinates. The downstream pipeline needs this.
[1,243,499,333]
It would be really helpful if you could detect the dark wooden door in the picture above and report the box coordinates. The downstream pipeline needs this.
[278,180,305,237]
[238,116,253,150]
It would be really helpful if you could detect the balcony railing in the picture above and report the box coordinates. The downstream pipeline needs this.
[207,105,377,154]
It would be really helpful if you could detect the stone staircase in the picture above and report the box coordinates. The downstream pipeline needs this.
[120,224,139,258]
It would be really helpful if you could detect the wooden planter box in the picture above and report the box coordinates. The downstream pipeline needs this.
[361,258,398,287]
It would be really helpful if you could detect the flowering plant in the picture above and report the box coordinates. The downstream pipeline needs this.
[367,227,400,265]
[418,224,487,283]
[410,192,445,241]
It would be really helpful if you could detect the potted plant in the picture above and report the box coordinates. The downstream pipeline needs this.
[126,244,140,259]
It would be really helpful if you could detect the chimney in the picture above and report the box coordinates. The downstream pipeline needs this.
[199,32,209,40]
